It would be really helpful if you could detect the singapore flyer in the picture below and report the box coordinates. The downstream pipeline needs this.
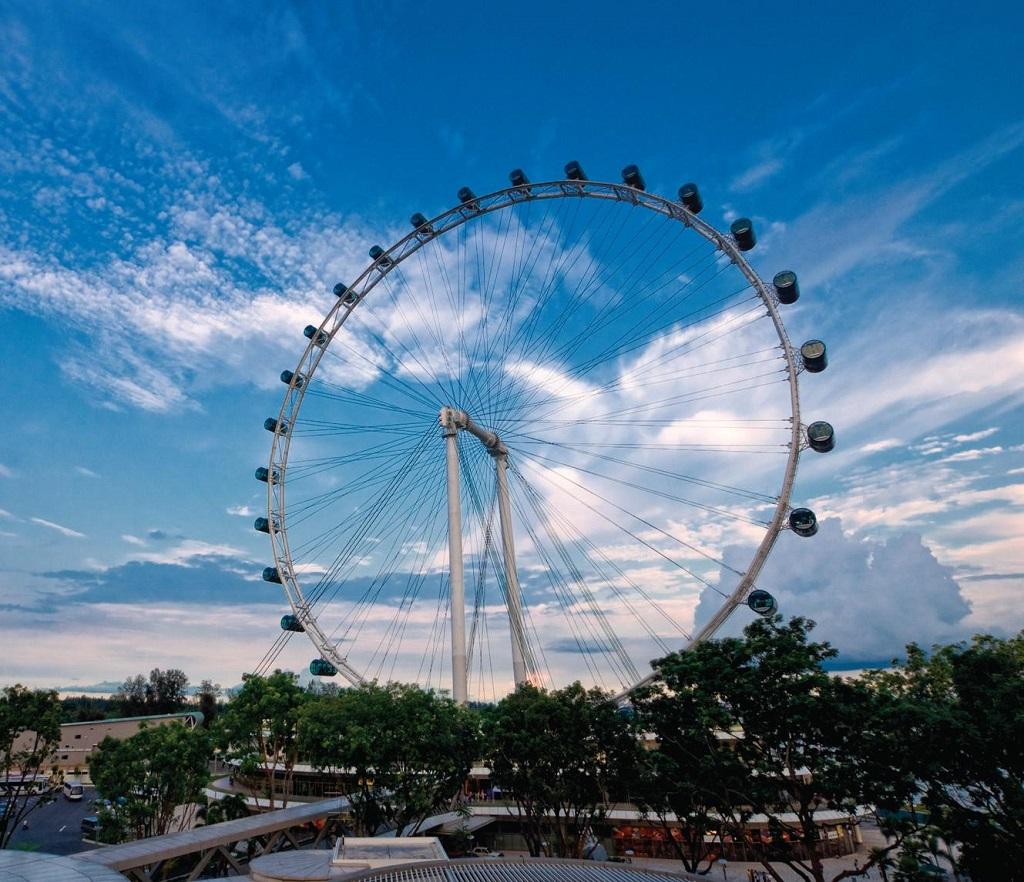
[253,163,833,703]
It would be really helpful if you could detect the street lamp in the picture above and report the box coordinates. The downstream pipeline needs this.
[717,857,728,880]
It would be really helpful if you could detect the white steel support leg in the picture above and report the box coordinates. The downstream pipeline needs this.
[494,452,529,688]
[443,417,469,706]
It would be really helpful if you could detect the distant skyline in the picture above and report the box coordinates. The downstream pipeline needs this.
[1,1,1023,691]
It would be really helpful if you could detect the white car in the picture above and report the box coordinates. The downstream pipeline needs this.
[63,781,85,801]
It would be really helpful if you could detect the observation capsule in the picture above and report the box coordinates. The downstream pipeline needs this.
[678,183,703,214]
[457,186,478,207]
[309,658,338,677]
[369,245,393,268]
[789,507,818,537]
[564,160,587,181]
[773,271,800,304]
[334,282,358,305]
[264,417,289,435]
[303,325,328,346]
[621,164,646,190]
[410,212,431,232]
[731,218,756,251]
[807,421,835,453]
[280,369,305,388]
[255,466,279,484]
[280,614,305,633]
[509,168,530,189]
[747,589,778,616]
[254,517,271,534]
[800,339,828,373]
[262,566,283,584]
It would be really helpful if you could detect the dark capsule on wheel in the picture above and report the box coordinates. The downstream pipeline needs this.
[800,340,828,373]
[368,245,392,267]
[280,369,304,388]
[789,508,818,537]
[410,212,430,230]
[731,218,756,251]
[280,614,305,633]
[303,325,328,346]
[622,164,645,190]
[747,589,778,616]
[678,183,703,214]
[509,168,529,188]
[564,160,587,181]
[254,517,271,534]
[264,417,288,435]
[309,658,338,677]
[773,270,800,304]
[262,566,283,584]
[255,466,278,484]
[807,421,835,453]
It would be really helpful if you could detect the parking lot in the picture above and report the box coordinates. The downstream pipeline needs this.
[6,787,102,856]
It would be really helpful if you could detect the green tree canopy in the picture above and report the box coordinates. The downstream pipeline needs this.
[644,617,905,882]
[115,668,190,717]
[299,682,479,836]
[867,632,1024,881]
[0,685,62,849]
[482,682,639,858]
[213,670,307,810]
[89,721,212,843]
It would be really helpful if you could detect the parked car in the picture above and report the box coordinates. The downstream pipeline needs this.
[81,815,100,843]
[471,846,504,858]
[63,781,85,801]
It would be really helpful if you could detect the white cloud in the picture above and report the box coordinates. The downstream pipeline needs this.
[695,518,977,660]
[730,158,784,192]
[121,534,146,546]
[130,539,247,566]
[939,446,1003,463]
[74,466,100,478]
[0,464,13,478]
[286,161,308,181]
[226,504,256,517]
[953,428,999,443]
[30,517,86,538]
[859,438,902,454]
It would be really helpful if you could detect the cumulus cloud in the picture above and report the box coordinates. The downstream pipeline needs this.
[693,518,975,663]
[226,504,256,517]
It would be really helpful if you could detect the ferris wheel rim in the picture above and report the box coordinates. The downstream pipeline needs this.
[263,177,804,696]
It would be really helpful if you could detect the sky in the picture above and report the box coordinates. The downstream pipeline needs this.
[1,0,1023,697]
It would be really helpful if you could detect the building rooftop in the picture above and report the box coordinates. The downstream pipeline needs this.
[0,851,125,882]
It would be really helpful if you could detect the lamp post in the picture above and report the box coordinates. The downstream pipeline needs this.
[717,857,729,880]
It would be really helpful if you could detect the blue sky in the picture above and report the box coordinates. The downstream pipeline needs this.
[1,1,1022,695]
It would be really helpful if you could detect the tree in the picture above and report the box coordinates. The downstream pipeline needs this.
[115,674,150,717]
[632,681,753,873]
[114,668,190,717]
[0,685,63,849]
[214,671,307,810]
[88,721,212,842]
[482,682,639,858]
[648,617,907,882]
[868,633,1024,881]
[196,680,221,727]
[299,682,479,836]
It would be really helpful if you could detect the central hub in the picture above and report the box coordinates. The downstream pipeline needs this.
[439,406,507,456]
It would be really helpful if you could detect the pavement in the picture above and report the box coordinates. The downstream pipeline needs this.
[6,787,102,856]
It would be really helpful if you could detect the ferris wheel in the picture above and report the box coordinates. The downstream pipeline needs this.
[252,163,834,704]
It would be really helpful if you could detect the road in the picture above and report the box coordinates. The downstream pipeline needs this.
[6,787,102,856]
